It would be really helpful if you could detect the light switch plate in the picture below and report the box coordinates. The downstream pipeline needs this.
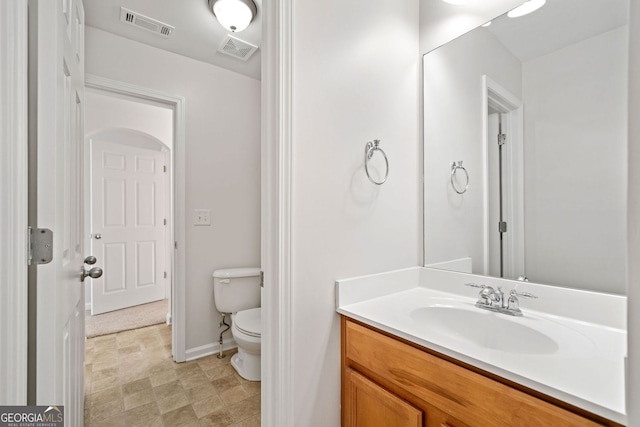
[194,209,211,226]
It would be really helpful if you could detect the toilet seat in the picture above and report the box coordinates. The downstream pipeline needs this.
[234,307,261,338]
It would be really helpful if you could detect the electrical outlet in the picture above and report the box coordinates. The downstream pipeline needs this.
[194,209,211,226]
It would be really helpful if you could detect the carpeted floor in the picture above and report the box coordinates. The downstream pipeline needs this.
[85,299,169,338]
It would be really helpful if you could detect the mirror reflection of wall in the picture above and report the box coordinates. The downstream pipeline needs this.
[423,0,628,294]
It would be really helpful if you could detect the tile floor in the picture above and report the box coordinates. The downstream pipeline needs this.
[84,324,260,427]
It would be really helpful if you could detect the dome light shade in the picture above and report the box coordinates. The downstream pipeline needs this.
[507,0,546,18]
[208,0,257,33]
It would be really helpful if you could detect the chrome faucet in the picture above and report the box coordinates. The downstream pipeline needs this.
[464,283,537,316]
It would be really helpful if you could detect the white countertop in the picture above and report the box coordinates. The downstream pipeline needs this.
[336,267,627,425]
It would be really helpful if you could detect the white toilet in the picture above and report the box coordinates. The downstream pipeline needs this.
[212,267,261,381]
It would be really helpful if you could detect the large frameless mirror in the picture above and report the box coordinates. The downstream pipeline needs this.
[423,0,628,294]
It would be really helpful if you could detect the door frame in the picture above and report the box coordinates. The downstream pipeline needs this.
[84,74,187,362]
[481,75,525,279]
[0,0,28,405]
[261,0,294,424]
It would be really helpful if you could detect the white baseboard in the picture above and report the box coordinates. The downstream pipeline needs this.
[85,302,92,311]
[166,312,171,325]
[185,338,237,362]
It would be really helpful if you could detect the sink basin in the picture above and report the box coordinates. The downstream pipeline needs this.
[410,305,559,355]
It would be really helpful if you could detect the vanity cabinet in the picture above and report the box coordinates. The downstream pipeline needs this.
[341,317,619,427]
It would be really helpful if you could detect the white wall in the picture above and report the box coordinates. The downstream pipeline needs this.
[423,27,521,272]
[627,0,639,424]
[85,90,173,148]
[522,27,627,294]
[289,0,420,424]
[85,27,261,354]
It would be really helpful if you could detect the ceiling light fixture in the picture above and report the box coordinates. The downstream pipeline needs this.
[208,0,257,33]
[507,0,546,18]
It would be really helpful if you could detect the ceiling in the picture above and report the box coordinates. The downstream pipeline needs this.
[84,0,262,80]
[488,0,628,62]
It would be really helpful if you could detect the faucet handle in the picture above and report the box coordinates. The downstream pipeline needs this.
[464,282,485,289]
[510,289,537,299]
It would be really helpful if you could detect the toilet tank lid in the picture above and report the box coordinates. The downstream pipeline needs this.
[212,267,261,279]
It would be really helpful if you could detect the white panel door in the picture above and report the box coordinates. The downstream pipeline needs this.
[91,139,166,314]
[34,0,85,424]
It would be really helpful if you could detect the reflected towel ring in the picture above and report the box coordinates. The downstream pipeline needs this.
[451,161,469,194]
[365,139,389,185]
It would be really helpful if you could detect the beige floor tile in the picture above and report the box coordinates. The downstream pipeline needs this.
[162,404,198,427]
[123,388,156,411]
[197,408,234,427]
[121,377,152,397]
[91,375,121,393]
[219,385,250,406]
[241,381,260,397]
[185,382,217,402]
[154,379,184,399]
[226,395,260,424]
[89,412,125,427]
[125,401,160,427]
[92,358,119,373]
[196,355,228,371]
[89,399,124,423]
[118,363,150,383]
[157,391,190,415]
[149,368,178,387]
[191,395,224,418]
[179,370,209,390]
[117,343,141,354]
[204,365,235,381]
[148,359,178,375]
[91,366,118,383]
[211,375,240,393]
[231,415,261,427]
[175,361,202,375]
[90,386,122,407]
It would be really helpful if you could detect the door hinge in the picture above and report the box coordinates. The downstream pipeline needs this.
[164,271,167,279]
[498,133,506,146]
[260,271,264,288]
[174,241,178,249]
[498,221,508,233]
[164,218,167,225]
[163,165,167,172]
[28,227,53,265]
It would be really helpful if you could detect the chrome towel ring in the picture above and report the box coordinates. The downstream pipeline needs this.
[365,139,389,185]
[450,161,469,194]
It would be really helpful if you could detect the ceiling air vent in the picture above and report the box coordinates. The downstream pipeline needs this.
[119,7,174,38]
[217,35,258,61]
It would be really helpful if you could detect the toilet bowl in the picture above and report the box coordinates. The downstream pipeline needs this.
[230,307,261,381]
[212,267,262,381]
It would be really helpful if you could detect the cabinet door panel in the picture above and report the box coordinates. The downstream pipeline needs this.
[344,319,605,427]
[345,368,422,427]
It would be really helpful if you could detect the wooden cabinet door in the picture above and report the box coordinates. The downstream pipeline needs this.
[344,368,423,427]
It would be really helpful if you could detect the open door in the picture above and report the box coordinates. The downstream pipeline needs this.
[90,134,168,315]
[32,0,89,424]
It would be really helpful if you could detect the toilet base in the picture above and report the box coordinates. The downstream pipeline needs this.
[231,348,261,381]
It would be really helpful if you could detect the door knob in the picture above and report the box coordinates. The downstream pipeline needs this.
[93,234,102,239]
[81,266,103,282]
[84,255,97,265]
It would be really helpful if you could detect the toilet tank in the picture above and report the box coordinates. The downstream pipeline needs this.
[212,267,261,314]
